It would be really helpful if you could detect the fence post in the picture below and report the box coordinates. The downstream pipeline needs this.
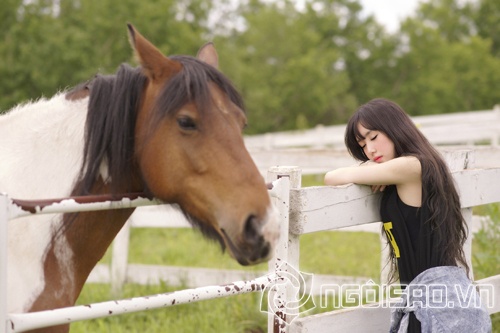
[266,166,301,333]
[442,149,475,280]
[111,221,131,296]
[0,194,10,333]
[493,104,500,146]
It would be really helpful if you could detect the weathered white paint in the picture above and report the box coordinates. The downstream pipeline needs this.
[289,303,391,333]
[266,167,301,332]
[8,274,273,332]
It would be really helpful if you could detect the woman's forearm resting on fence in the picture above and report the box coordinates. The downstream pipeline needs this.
[324,157,421,186]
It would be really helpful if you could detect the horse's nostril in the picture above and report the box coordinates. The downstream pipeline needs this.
[260,242,270,259]
[244,215,260,243]
[244,215,272,263]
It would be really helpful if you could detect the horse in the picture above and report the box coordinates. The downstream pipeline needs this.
[0,24,279,333]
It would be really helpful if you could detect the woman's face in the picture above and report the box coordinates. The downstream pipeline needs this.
[356,123,396,163]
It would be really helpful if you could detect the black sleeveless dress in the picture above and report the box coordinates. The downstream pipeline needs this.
[380,185,451,333]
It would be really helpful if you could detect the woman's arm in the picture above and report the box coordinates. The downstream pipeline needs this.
[324,156,421,187]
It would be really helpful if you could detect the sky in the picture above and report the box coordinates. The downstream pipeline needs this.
[215,0,426,34]
[358,0,422,32]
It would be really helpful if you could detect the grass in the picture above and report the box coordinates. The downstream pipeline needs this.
[74,282,266,333]
[71,226,499,332]
[69,177,499,332]
[71,229,381,333]
[472,203,500,331]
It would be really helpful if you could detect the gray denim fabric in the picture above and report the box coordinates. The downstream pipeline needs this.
[389,266,492,333]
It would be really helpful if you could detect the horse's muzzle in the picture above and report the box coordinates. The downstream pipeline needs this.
[222,207,280,266]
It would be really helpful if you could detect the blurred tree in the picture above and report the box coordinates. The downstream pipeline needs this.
[392,0,500,115]
[474,0,500,57]
[416,0,476,42]
[0,0,211,113]
[300,0,401,114]
[215,0,357,133]
[1,0,499,133]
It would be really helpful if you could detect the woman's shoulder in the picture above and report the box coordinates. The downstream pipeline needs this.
[390,155,420,164]
[392,156,422,206]
[386,156,422,184]
[388,156,421,173]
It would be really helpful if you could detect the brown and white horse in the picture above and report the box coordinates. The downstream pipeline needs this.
[0,24,278,332]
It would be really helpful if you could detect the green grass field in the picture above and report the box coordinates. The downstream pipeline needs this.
[69,180,499,332]
[71,230,382,333]
[71,228,498,332]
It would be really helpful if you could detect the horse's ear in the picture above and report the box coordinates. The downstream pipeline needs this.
[197,42,219,69]
[127,24,182,82]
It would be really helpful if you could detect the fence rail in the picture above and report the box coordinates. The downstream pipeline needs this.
[0,189,285,332]
[250,145,500,175]
[244,106,500,151]
[1,148,499,332]
[95,147,499,295]
[266,150,500,332]
[7,275,271,333]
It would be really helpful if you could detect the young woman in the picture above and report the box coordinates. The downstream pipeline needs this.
[324,98,491,332]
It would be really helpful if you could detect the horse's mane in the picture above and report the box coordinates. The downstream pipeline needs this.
[72,56,245,197]
[73,64,146,195]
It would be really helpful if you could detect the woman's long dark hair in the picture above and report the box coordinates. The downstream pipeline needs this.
[345,98,469,281]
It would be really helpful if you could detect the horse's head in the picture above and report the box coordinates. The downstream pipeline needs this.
[128,24,279,265]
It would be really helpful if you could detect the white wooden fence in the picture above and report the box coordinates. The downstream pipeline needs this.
[87,147,500,294]
[265,150,500,332]
[244,106,500,151]
[1,149,499,332]
[250,145,500,175]
[0,192,280,332]
[96,146,500,295]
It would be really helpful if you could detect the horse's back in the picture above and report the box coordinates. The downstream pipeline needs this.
[0,93,87,199]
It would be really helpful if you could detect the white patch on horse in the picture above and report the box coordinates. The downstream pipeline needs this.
[99,156,111,183]
[8,215,55,312]
[53,230,76,300]
[0,93,87,312]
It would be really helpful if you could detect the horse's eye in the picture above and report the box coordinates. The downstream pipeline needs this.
[177,116,197,131]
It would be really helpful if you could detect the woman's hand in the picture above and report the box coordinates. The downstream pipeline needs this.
[371,184,386,192]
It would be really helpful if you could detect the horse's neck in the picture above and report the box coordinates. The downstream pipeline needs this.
[1,94,133,315]
[23,205,133,333]
[1,94,86,313]
[28,206,134,314]
[61,179,138,292]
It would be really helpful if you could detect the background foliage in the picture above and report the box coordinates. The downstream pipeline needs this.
[0,0,499,134]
